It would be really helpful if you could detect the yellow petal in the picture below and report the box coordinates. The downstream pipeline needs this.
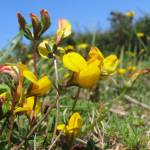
[63,52,87,73]
[14,107,30,113]
[77,43,89,50]
[57,124,66,131]
[103,55,119,75]
[68,112,83,130]
[14,96,41,115]
[76,63,100,88]
[89,47,104,61]
[38,40,50,59]
[18,63,38,86]
[117,68,126,75]
[29,76,52,96]
[23,70,38,86]
[57,19,72,40]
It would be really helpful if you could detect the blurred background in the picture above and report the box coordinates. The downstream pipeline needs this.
[0,0,150,48]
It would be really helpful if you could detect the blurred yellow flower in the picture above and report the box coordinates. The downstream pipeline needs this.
[63,51,101,88]
[14,96,41,116]
[136,32,144,38]
[56,19,71,42]
[125,11,135,17]
[57,112,83,136]
[64,45,74,51]
[117,68,126,75]
[77,43,89,50]
[128,66,137,72]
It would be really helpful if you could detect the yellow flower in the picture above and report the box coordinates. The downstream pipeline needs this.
[18,63,52,96]
[38,40,51,59]
[125,11,135,17]
[56,19,71,42]
[63,52,101,88]
[127,66,137,72]
[14,96,41,116]
[102,55,119,75]
[89,47,104,65]
[88,47,119,77]
[29,76,52,96]
[57,112,83,136]
[117,68,126,75]
[77,43,89,50]
[136,32,144,38]
[38,39,65,59]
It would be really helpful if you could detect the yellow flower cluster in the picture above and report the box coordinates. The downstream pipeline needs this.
[63,47,119,88]
[14,63,52,116]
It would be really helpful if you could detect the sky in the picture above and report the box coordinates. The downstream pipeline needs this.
[0,0,150,48]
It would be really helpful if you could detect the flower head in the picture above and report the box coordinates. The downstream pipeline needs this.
[63,52,101,88]
[14,96,41,116]
[88,47,119,77]
[18,63,52,96]
[57,112,83,137]
[102,55,119,75]
[56,19,71,43]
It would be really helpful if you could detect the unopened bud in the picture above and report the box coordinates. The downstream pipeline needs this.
[40,9,51,34]
[17,12,26,31]
[30,13,42,40]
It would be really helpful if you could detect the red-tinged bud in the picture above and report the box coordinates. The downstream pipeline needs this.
[17,12,26,31]
[30,13,42,40]
[0,64,19,82]
[40,9,51,34]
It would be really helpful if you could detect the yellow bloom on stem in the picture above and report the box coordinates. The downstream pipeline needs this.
[38,39,65,59]
[14,96,41,116]
[102,55,119,75]
[29,76,52,96]
[136,32,144,38]
[89,47,104,64]
[88,47,119,77]
[56,19,71,43]
[125,11,135,17]
[57,112,83,136]
[117,68,126,75]
[18,63,52,96]
[38,40,50,59]
[63,52,101,88]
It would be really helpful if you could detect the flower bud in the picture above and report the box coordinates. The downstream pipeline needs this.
[40,9,51,34]
[17,12,26,31]
[30,13,42,40]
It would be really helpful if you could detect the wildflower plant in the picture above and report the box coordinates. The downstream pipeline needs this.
[0,9,149,150]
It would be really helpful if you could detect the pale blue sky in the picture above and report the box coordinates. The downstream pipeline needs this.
[0,0,150,48]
